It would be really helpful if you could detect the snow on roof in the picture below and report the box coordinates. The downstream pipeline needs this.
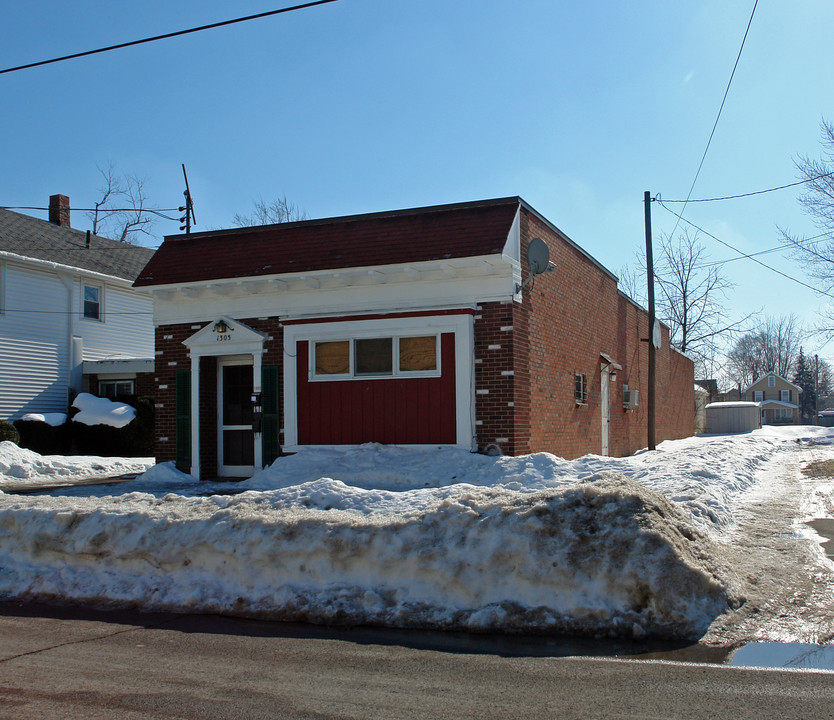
[705,401,760,409]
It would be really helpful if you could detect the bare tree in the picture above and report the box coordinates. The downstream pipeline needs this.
[88,162,157,244]
[233,195,307,227]
[624,231,752,377]
[725,314,804,387]
[781,119,834,336]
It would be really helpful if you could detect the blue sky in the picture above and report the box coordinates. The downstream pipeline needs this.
[3,1,834,356]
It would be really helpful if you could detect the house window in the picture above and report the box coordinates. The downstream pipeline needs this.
[312,335,439,380]
[314,340,350,376]
[355,338,393,376]
[83,284,102,320]
[575,373,587,404]
[753,390,763,402]
[768,376,776,387]
[780,390,790,402]
[98,379,135,399]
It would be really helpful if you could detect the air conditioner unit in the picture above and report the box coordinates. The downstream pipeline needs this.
[623,386,639,409]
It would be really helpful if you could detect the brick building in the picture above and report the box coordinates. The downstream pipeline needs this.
[134,197,694,479]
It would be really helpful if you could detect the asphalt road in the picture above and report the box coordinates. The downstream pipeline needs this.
[1,603,833,720]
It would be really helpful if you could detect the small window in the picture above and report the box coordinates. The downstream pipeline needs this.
[399,335,437,372]
[780,390,790,403]
[355,337,393,375]
[98,380,135,399]
[575,373,587,404]
[768,375,776,387]
[753,390,763,402]
[314,340,350,376]
[83,284,101,320]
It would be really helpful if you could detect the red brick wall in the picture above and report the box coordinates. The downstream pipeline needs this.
[474,206,694,459]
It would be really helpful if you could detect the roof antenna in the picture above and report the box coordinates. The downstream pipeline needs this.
[179,163,196,233]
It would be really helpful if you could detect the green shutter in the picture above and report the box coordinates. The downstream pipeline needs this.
[261,365,280,466]
[175,370,191,472]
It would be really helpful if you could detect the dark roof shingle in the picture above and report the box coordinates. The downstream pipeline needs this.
[0,208,155,281]
[134,197,521,287]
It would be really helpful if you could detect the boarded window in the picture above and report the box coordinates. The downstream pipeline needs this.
[315,341,350,375]
[355,338,393,375]
[399,336,437,372]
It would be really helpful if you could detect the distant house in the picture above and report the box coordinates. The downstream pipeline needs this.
[0,195,155,420]
[134,197,695,480]
[743,372,802,425]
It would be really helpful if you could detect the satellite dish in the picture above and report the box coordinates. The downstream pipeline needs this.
[516,237,556,294]
[527,237,551,276]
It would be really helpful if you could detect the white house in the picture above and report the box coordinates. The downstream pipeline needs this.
[0,195,155,420]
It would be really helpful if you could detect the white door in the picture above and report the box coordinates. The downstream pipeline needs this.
[218,359,255,477]
[600,365,610,456]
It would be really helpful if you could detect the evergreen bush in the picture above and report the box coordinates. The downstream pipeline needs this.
[0,419,20,445]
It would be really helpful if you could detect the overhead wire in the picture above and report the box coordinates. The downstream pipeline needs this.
[661,171,834,203]
[656,199,834,299]
[665,0,759,241]
[0,1,339,75]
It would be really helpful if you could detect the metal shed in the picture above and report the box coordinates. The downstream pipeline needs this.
[705,401,762,434]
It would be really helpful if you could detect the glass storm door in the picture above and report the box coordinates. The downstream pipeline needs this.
[218,361,255,476]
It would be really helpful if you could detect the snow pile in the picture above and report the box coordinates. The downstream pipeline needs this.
[0,441,153,491]
[72,393,135,428]
[1,426,832,639]
[0,472,734,639]
[20,413,67,427]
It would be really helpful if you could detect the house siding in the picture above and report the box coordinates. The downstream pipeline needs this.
[0,264,69,419]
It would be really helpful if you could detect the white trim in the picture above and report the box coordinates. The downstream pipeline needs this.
[310,333,442,382]
[282,312,475,451]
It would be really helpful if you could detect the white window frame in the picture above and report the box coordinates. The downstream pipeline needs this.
[82,282,103,321]
[780,389,790,403]
[753,390,763,402]
[310,333,442,382]
[575,372,587,404]
[768,375,776,387]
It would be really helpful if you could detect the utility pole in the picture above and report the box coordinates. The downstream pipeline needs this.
[815,353,819,425]
[644,191,656,450]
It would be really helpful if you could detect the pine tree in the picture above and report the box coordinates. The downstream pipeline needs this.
[792,347,816,422]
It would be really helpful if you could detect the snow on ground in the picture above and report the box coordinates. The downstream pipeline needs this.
[0,442,153,491]
[1,427,833,642]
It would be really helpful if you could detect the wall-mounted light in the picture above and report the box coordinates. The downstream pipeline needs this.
[214,319,228,334]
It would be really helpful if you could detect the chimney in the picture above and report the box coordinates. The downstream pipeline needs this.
[48,194,71,227]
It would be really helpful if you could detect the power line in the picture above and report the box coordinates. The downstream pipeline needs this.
[662,171,834,203]
[667,0,758,240]
[694,232,832,270]
[656,199,834,299]
[0,0,339,75]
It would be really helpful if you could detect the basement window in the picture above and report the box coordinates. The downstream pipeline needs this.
[574,373,587,404]
[312,335,440,380]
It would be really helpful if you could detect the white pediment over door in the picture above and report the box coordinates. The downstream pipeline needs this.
[183,316,267,357]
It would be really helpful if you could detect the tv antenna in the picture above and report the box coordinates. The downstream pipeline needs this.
[516,237,556,293]
[179,163,196,233]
